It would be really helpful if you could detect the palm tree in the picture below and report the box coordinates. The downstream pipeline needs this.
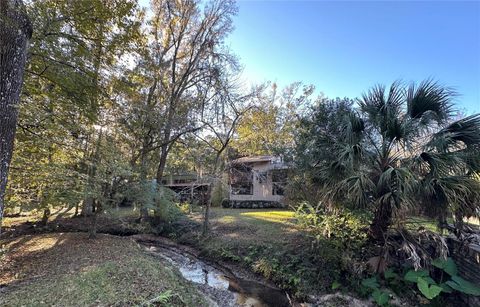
[318,79,480,241]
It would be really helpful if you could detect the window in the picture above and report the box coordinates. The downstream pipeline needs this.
[272,183,284,195]
[257,171,267,183]
[272,169,287,196]
[230,164,253,195]
[231,183,253,195]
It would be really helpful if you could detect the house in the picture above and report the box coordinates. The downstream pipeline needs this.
[224,155,288,208]
[161,173,210,205]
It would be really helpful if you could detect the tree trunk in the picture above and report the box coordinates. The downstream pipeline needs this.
[202,183,212,235]
[0,0,32,234]
[89,200,99,239]
[202,153,222,236]
[156,93,175,186]
[41,208,50,226]
[369,202,393,242]
[74,201,79,217]
[156,144,168,184]
[139,146,149,221]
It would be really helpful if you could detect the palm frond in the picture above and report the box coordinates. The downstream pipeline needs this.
[427,114,480,152]
[359,80,404,135]
[330,173,376,208]
[406,79,456,123]
[421,175,480,220]
[344,111,365,145]
[385,116,406,141]
[376,166,417,211]
[420,151,465,177]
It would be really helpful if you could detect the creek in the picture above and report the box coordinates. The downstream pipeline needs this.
[142,243,291,307]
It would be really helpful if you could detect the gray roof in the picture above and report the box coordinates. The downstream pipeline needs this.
[231,155,277,164]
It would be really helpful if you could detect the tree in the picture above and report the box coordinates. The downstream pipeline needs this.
[4,0,141,235]
[0,0,32,233]
[147,0,238,185]
[293,96,355,205]
[233,82,312,158]
[196,79,262,234]
[315,80,480,241]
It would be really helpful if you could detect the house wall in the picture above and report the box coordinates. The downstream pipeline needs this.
[229,161,285,203]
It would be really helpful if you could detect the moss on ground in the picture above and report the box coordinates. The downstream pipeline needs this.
[0,233,207,307]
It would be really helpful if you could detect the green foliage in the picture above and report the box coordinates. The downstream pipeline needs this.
[294,202,369,250]
[142,290,174,306]
[127,181,184,225]
[331,280,341,290]
[431,257,458,276]
[210,179,228,207]
[233,82,311,157]
[393,257,480,302]
[357,257,480,305]
[360,276,390,306]
[297,79,480,239]
[404,269,430,282]
[361,276,380,289]
[295,97,355,177]
[152,187,183,223]
[417,277,443,299]
[192,235,342,299]
[446,275,480,296]
[372,289,390,306]
[177,202,192,214]
[384,268,398,280]
[6,0,141,218]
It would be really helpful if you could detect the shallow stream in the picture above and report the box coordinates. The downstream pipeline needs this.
[143,244,291,307]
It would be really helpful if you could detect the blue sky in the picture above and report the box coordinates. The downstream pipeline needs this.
[227,0,480,114]
[139,0,480,114]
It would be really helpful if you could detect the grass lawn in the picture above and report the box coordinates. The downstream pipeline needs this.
[196,208,298,244]
[0,233,207,306]
[404,215,479,234]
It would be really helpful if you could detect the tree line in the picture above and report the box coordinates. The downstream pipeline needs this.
[1,0,479,245]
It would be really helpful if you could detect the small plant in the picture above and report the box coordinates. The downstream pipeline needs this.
[141,290,174,306]
[361,276,390,306]
[331,280,342,290]
[294,202,369,250]
[403,257,480,299]
[360,257,480,306]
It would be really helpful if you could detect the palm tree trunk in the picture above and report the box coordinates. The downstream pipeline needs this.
[369,202,393,241]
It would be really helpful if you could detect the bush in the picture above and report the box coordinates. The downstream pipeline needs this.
[152,187,183,223]
[210,178,228,207]
[294,202,370,250]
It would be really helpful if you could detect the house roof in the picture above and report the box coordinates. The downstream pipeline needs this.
[231,155,278,164]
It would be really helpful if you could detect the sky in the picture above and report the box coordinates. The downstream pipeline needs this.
[227,0,480,114]
[140,0,480,114]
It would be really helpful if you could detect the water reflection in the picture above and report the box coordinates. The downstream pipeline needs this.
[147,246,290,307]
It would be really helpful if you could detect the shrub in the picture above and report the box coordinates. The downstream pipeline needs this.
[294,202,369,250]
[210,178,228,207]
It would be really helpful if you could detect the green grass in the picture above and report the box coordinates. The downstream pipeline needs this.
[201,208,298,244]
[0,233,207,307]
[405,216,479,234]
[405,216,440,233]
